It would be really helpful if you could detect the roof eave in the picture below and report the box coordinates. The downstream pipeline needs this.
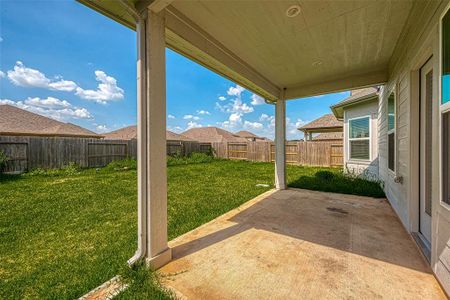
[330,93,379,120]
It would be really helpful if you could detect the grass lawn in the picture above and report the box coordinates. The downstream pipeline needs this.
[0,159,384,299]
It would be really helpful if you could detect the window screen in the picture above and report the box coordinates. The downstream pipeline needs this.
[350,140,370,160]
[388,132,395,172]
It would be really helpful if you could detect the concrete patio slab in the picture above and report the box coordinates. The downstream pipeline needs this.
[160,189,446,299]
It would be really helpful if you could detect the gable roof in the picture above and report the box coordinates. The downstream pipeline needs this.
[0,104,100,138]
[313,132,343,141]
[103,125,193,141]
[235,130,259,138]
[182,127,246,143]
[331,87,379,119]
[298,114,343,132]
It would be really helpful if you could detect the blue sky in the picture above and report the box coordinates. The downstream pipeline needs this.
[0,0,349,140]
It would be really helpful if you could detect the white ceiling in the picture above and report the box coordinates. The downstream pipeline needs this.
[78,0,416,100]
[171,0,413,90]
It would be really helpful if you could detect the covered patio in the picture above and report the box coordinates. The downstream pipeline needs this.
[77,0,450,297]
[161,189,445,299]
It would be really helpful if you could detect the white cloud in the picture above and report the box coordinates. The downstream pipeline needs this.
[7,61,77,92]
[0,71,4,78]
[250,94,265,105]
[0,37,3,42]
[196,110,210,115]
[0,97,92,121]
[183,114,200,120]
[186,121,202,129]
[168,125,183,133]
[259,113,272,122]
[75,70,124,104]
[227,85,245,97]
[48,80,78,92]
[218,96,226,101]
[243,121,263,130]
[168,114,176,119]
[95,125,110,133]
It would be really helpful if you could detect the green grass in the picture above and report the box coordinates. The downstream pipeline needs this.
[0,159,384,299]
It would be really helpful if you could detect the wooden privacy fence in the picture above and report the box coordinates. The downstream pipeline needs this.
[0,136,211,173]
[221,141,343,167]
[0,135,342,173]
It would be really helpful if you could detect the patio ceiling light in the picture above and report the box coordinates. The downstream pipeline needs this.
[286,5,301,18]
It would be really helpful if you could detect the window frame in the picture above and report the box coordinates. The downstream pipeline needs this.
[348,115,371,162]
[387,89,397,174]
[439,2,450,209]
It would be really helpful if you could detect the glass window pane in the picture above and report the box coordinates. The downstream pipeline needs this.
[443,9,450,104]
[350,140,369,160]
[388,93,395,131]
[443,112,450,204]
[349,117,370,139]
[388,132,395,171]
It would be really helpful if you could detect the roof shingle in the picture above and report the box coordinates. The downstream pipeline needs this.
[0,104,100,138]
[299,114,343,131]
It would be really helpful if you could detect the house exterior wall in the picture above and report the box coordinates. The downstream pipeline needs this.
[377,0,450,294]
[343,100,379,180]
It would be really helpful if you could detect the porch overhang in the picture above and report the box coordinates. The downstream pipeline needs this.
[76,0,418,101]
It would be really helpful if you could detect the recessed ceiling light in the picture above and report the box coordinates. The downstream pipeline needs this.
[286,5,301,18]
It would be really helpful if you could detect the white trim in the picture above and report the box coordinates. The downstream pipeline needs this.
[347,115,371,162]
[387,86,397,175]
[439,3,450,211]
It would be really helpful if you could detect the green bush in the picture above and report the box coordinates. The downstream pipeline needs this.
[167,152,214,166]
[0,150,9,173]
[315,170,335,181]
[289,168,385,198]
[103,158,137,171]
[63,162,81,175]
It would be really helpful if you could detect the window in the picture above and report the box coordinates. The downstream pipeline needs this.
[388,92,396,172]
[349,116,370,160]
[443,6,450,104]
[442,7,450,205]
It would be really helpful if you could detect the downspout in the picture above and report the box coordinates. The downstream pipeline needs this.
[119,0,148,266]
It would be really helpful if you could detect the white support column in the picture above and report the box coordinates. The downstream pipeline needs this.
[275,92,286,190]
[129,8,171,269]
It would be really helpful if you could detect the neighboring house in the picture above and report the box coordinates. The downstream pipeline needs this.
[104,125,194,141]
[298,114,343,141]
[0,104,100,138]
[235,130,271,142]
[331,87,379,179]
[312,132,343,142]
[182,127,246,143]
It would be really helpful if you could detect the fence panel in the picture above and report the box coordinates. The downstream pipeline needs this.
[0,142,28,173]
[330,144,344,167]
[167,141,183,156]
[87,142,128,167]
[227,143,248,160]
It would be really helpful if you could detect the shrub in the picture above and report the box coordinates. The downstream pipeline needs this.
[103,158,137,171]
[167,152,214,166]
[62,162,81,175]
[315,170,335,181]
[0,150,9,174]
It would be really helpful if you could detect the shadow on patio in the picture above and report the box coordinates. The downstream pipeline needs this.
[161,189,445,299]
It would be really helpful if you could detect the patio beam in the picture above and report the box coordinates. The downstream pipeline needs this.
[129,8,171,269]
[284,69,387,100]
[274,90,286,190]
